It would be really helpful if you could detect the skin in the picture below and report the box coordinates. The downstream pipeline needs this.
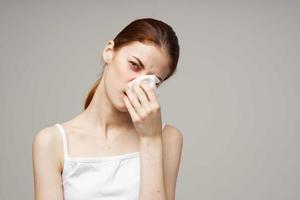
[80,40,170,136]
[32,40,183,200]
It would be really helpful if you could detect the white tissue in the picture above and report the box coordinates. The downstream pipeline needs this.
[127,75,160,97]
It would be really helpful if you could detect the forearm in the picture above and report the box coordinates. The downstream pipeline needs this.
[139,135,167,200]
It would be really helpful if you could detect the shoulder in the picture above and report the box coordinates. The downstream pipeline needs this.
[32,125,63,171]
[32,125,61,150]
[162,123,184,145]
[32,126,58,145]
[162,123,184,158]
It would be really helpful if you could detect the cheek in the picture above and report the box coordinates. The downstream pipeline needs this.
[114,60,131,82]
[106,61,131,95]
[116,65,127,79]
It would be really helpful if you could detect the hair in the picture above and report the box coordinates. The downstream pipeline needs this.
[84,18,180,110]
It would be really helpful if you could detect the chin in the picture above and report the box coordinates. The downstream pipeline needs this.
[114,98,129,113]
[117,92,129,112]
[120,107,128,113]
[118,106,129,113]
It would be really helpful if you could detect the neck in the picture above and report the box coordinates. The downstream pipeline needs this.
[78,77,134,135]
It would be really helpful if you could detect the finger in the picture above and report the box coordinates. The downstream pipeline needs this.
[123,95,139,121]
[140,82,160,107]
[125,86,144,114]
[133,84,151,111]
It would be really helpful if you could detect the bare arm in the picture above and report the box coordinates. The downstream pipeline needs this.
[138,125,183,200]
[139,134,167,200]
[123,83,183,199]
[32,127,64,200]
[162,125,183,200]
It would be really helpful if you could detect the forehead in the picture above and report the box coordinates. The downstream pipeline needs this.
[119,41,169,75]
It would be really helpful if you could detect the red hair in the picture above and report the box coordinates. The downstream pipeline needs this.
[84,18,180,110]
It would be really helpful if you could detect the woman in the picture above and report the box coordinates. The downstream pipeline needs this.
[32,18,183,200]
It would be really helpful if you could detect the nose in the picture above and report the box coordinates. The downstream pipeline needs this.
[129,72,147,82]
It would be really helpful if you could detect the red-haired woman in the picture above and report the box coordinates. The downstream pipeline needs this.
[32,18,183,200]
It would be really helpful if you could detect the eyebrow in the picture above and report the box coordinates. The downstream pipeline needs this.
[132,56,163,82]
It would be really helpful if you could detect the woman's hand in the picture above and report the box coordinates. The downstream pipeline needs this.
[123,82,162,139]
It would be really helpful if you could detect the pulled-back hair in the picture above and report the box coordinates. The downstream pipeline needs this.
[84,18,180,110]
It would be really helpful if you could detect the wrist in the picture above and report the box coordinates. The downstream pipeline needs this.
[139,134,163,147]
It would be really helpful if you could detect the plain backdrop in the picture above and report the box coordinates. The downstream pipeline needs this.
[0,1,299,199]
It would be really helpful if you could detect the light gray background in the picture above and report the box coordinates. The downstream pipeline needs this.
[0,1,299,199]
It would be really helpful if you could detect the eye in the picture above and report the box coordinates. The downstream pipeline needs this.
[129,61,140,71]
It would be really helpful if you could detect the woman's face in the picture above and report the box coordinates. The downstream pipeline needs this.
[102,40,170,112]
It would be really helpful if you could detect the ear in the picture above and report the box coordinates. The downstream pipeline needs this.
[102,40,115,63]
